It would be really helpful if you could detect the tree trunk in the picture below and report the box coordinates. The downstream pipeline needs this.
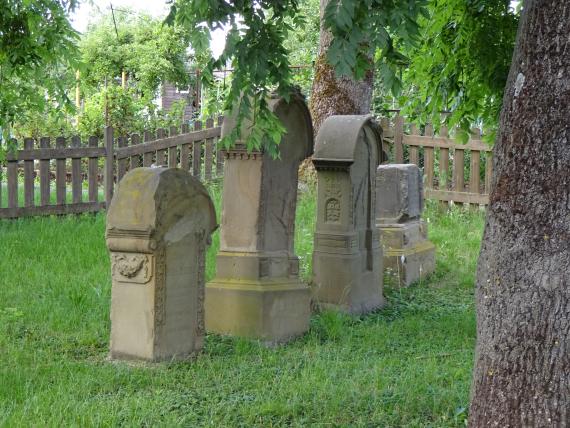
[469,1,570,425]
[309,0,373,136]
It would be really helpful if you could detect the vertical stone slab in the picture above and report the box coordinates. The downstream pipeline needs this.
[205,92,313,344]
[106,168,217,361]
[376,164,436,287]
[312,115,385,314]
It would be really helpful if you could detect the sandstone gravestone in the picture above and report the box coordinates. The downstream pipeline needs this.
[312,115,385,313]
[376,164,435,286]
[106,168,217,361]
[205,92,313,343]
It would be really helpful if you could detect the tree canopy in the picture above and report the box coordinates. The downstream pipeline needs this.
[0,0,80,136]
[80,11,193,101]
[0,0,519,146]
[168,0,518,151]
[402,0,518,140]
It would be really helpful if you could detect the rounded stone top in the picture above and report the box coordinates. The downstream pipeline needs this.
[106,168,217,246]
[221,91,314,158]
[313,115,383,164]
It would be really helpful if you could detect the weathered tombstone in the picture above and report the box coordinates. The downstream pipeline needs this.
[312,115,385,313]
[376,164,436,286]
[106,168,217,361]
[205,92,314,343]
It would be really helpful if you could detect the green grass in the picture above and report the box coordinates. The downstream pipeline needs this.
[0,184,485,427]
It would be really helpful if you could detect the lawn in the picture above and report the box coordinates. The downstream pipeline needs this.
[0,182,485,427]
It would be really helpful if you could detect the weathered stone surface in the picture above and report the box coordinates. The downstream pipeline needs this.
[376,164,423,224]
[312,115,385,313]
[376,164,435,287]
[205,92,313,343]
[106,168,217,361]
[380,221,436,287]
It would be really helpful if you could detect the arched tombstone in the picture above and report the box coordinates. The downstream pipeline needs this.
[205,92,314,343]
[106,168,217,361]
[376,164,435,286]
[312,115,385,313]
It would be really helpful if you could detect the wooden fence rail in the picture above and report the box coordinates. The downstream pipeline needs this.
[380,114,493,205]
[0,117,223,219]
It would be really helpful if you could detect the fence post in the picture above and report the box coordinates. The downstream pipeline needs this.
[105,126,115,206]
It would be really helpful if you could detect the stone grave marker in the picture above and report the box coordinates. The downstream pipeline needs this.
[106,168,217,361]
[376,164,436,286]
[312,115,385,313]
[205,92,313,343]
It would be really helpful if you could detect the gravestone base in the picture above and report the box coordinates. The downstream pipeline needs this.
[205,279,310,344]
[382,237,436,287]
[379,220,429,249]
[313,248,385,314]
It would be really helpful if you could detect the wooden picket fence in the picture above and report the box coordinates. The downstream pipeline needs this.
[0,117,223,219]
[0,112,492,219]
[380,113,493,205]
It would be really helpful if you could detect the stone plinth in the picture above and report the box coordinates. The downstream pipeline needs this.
[205,92,313,343]
[376,164,435,287]
[312,115,385,314]
[106,168,217,361]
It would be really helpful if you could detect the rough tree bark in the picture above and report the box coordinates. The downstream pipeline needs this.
[309,0,373,136]
[469,1,570,425]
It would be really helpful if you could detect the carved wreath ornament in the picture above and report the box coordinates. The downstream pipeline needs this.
[112,253,152,283]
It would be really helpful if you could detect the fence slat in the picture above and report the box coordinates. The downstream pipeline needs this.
[205,118,214,180]
[454,143,465,193]
[24,138,35,207]
[193,120,202,179]
[117,136,129,181]
[71,136,82,204]
[439,125,450,190]
[394,115,404,163]
[88,136,99,203]
[143,131,154,167]
[130,133,141,169]
[470,151,481,194]
[7,139,18,209]
[156,128,167,166]
[470,128,482,196]
[409,124,419,165]
[216,116,224,176]
[485,152,493,194]
[180,124,190,172]
[55,137,66,205]
[168,126,178,168]
[424,124,434,189]
[39,137,51,205]
[105,126,114,204]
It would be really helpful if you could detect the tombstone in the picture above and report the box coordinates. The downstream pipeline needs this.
[106,168,217,361]
[205,92,314,343]
[376,164,436,286]
[312,115,385,313]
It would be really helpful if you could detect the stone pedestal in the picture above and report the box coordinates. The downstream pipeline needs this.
[312,115,385,314]
[205,92,314,343]
[376,164,436,287]
[106,168,217,361]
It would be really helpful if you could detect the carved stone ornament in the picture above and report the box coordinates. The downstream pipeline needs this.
[111,253,153,284]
